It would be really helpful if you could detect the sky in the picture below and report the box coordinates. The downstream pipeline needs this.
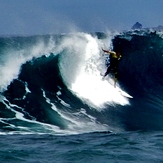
[0,0,163,35]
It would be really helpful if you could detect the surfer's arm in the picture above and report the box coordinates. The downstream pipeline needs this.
[102,49,116,55]
[102,49,109,53]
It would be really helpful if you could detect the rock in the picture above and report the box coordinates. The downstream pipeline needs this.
[131,22,142,29]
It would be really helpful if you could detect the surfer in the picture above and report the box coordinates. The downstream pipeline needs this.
[102,49,122,87]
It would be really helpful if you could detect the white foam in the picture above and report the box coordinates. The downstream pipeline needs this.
[58,33,131,109]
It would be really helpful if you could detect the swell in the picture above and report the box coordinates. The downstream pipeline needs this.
[1,31,163,134]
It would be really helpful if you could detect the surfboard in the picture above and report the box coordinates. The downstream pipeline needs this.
[101,74,133,98]
[117,89,133,98]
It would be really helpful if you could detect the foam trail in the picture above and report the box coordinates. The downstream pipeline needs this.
[58,33,130,109]
[42,89,109,134]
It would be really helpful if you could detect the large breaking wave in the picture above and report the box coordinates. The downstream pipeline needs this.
[1,29,163,135]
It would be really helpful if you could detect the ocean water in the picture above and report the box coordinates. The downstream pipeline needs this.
[0,29,163,162]
[1,132,163,163]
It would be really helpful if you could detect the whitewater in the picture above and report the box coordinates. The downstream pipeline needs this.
[1,29,163,162]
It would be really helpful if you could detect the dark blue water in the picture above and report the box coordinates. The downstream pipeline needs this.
[1,131,163,163]
[0,30,163,162]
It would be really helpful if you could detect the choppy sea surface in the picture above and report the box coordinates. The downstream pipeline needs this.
[1,131,163,163]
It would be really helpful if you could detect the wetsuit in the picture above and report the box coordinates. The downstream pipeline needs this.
[102,50,122,86]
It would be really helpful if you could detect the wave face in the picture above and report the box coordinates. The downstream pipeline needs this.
[1,30,163,135]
